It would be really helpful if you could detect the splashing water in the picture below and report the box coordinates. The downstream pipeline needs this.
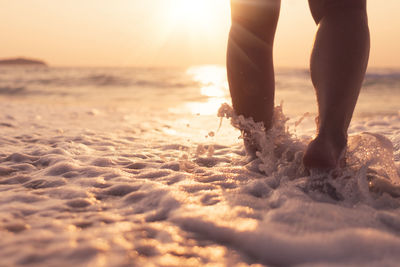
[218,103,306,176]
[218,103,400,205]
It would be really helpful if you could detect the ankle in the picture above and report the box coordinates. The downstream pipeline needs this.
[316,131,347,150]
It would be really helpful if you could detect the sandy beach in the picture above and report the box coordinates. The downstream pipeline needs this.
[1,66,400,266]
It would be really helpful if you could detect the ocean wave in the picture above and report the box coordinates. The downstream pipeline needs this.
[2,67,400,91]
[0,86,64,96]
[84,74,131,87]
[0,87,25,95]
[0,67,199,89]
[364,71,400,89]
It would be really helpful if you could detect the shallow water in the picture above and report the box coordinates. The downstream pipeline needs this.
[0,66,400,266]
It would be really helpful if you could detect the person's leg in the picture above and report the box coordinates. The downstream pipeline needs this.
[227,0,281,131]
[304,0,370,170]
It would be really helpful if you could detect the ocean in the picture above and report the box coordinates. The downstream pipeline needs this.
[0,65,400,266]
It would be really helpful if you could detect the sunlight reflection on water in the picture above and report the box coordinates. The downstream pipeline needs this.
[183,65,230,115]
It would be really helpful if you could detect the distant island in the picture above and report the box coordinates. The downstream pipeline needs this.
[0,57,48,66]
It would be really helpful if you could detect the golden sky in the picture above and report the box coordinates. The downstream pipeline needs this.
[1,0,399,67]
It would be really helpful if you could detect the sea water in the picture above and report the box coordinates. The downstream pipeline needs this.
[0,65,399,266]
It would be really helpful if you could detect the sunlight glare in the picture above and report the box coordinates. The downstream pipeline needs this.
[185,65,230,115]
[186,98,227,116]
[173,0,208,25]
[170,65,230,116]
[187,65,227,86]
[187,65,228,97]
[168,0,225,30]
[200,85,225,97]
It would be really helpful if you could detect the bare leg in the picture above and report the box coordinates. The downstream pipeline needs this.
[227,0,281,131]
[303,0,370,170]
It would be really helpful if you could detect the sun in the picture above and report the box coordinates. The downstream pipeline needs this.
[152,0,230,66]
[171,0,211,27]
[167,0,227,31]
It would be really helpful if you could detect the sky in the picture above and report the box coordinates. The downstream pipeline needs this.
[1,0,399,67]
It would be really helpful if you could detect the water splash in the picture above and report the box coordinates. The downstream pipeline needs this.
[218,103,305,176]
[218,103,400,204]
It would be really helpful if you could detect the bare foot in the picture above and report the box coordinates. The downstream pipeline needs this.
[303,135,347,170]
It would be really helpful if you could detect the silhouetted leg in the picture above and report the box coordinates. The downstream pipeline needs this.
[304,0,370,170]
[227,0,281,131]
